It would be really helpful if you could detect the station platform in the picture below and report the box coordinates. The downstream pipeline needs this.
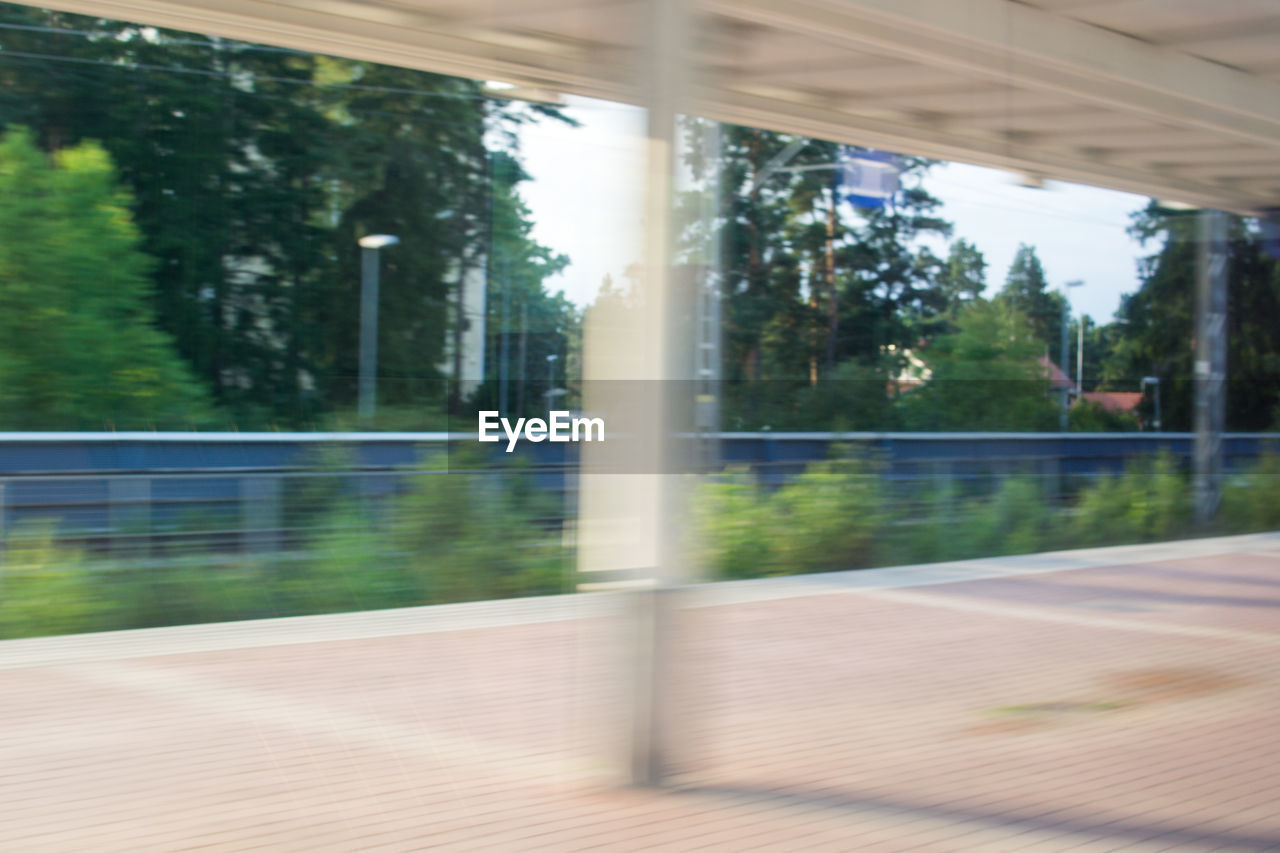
[2,533,1278,851]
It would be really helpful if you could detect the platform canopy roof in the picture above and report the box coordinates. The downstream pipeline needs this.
[32,0,1280,215]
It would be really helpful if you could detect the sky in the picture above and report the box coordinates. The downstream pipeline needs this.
[517,95,1152,324]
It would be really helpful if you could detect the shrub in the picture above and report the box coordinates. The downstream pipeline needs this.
[880,478,961,565]
[695,454,884,579]
[1069,451,1190,547]
[106,555,279,629]
[1219,453,1280,534]
[280,503,414,615]
[0,522,103,638]
[9,448,1279,640]
[961,475,1056,558]
[387,463,568,604]
[1069,400,1140,432]
[693,469,784,579]
[288,448,570,610]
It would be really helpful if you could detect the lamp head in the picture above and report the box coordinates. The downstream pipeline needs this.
[359,234,400,249]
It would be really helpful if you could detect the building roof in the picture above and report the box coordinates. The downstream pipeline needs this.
[31,0,1280,215]
[1080,391,1144,414]
[1036,355,1072,390]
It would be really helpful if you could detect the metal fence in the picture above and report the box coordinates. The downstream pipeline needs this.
[0,431,1276,558]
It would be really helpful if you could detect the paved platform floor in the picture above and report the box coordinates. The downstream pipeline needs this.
[2,533,1278,851]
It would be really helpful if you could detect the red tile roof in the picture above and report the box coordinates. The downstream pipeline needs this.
[1080,391,1143,413]
[1036,355,1072,390]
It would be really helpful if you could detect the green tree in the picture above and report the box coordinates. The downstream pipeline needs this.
[315,62,491,420]
[0,9,336,425]
[0,127,211,428]
[836,166,953,365]
[1104,203,1280,430]
[938,238,987,313]
[996,243,1064,350]
[0,8,573,428]
[902,299,1058,430]
[473,151,576,419]
[679,125,951,429]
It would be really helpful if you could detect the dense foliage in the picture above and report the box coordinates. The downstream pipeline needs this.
[0,4,575,429]
[693,450,1276,580]
[672,123,1280,433]
[1,6,1278,436]
[4,450,1278,638]
[0,128,211,428]
[1102,203,1280,430]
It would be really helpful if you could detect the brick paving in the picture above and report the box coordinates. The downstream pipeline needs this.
[1,533,1278,851]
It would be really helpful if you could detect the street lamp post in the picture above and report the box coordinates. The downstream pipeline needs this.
[358,234,399,425]
[1059,280,1084,430]
[1142,376,1162,431]
[545,353,559,406]
[1076,316,1085,398]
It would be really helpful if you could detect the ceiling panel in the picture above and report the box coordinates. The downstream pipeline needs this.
[1066,0,1279,42]
[24,0,1280,214]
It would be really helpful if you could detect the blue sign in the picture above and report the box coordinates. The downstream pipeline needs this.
[838,147,900,209]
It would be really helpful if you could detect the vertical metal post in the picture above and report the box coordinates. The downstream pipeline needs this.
[241,476,283,554]
[516,302,528,416]
[108,476,151,558]
[494,153,511,418]
[694,120,723,471]
[1076,317,1084,398]
[358,246,380,424]
[499,265,510,416]
[1040,456,1061,505]
[1059,298,1070,430]
[1195,209,1228,526]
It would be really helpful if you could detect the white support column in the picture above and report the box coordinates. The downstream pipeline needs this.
[575,0,697,787]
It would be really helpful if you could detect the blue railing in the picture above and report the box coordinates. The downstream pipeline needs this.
[0,432,1275,554]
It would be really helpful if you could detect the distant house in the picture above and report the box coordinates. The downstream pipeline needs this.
[1036,355,1072,393]
[885,344,931,395]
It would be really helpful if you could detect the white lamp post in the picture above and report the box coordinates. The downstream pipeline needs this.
[358,234,399,425]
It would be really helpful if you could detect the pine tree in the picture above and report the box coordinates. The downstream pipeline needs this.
[678,124,951,429]
[938,239,987,311]
[997,243,1065,352]
[1104,203,1280,430]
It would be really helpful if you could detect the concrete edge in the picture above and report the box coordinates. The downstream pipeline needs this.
[2,531,1276,670]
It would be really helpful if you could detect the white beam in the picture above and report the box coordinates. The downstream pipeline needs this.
[26,0,1280,212]
[445,0,632,30]
[706,0,1280,151]
[696,86,1270,213]
[33,0,631,101]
